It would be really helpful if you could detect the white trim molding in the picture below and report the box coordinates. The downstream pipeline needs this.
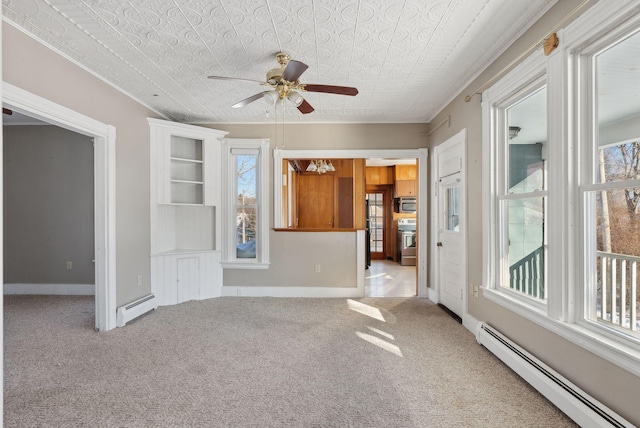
[2,82,117,331]
[3,283,95,295]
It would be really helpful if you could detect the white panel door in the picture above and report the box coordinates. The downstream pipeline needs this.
[438,174,463,317]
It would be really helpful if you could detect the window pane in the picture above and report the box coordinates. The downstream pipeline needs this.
[444,185,459,231]
[506,87,547,194]
[599,142,640,184]
[236,207,256,258]
[367,193,384,253]
[236,154,257,200]
[235,154,258,259]
[594,189,640,332]
[596,30,640,164]
[589,29,640,333]
[506,197,546,300]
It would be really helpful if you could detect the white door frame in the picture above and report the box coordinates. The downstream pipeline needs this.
[430,129,467,321]
[3,82,117,331]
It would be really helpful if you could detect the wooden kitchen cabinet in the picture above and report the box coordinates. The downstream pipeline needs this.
[395,180,416,197]
[394,164,417,197]
[365,166,393,185]
[395,164,417,181]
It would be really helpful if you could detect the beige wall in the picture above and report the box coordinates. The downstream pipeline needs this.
[4,125,94,285]
[3,24,160,306]
[211,122,427,288]
[211,122,428,151]
[225,231,358,287]
[427,0,639,423]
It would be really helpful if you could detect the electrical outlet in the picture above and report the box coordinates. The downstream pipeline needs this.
[66,261,73,270]
[315,264,321,273]
[137,275,143,286]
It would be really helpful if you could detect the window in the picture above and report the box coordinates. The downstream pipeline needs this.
[222,139,270,269]
[580,28,640,336]
[502,85,547,302]
[483,49,548,308]
[483,0,640,376]
[444,185,460,232]
[235,152,258,259]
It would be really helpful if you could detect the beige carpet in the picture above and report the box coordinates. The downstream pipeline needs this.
[4,295,577,427]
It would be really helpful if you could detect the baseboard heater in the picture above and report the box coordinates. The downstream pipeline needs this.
[476,323,633,427]
[116,294,158,327]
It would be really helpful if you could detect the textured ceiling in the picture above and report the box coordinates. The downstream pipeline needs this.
[3,0,556,124]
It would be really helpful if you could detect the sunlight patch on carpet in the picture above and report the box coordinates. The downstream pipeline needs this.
[356,332,403,357]
[347,299,385,321]
[367,326,395,340]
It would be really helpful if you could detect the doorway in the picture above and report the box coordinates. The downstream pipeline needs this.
[366,190,392,260]
[3,83,117,331]
[3,121,95,296]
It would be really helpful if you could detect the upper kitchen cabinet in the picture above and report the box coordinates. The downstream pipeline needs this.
[149,118,228,206]
[365,166,394,185]
[394,164,417,197]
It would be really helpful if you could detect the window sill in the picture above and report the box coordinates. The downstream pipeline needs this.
[482,287,640,377]
[221,261,270,270]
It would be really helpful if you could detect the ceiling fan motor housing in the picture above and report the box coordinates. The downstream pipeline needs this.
[266,68,283,85]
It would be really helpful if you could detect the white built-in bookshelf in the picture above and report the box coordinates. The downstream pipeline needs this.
[148,118,228,305]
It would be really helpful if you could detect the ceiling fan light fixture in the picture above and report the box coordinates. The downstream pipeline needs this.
[287,91,304,107]
[263,91,278,105]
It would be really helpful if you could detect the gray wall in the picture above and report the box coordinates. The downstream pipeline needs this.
[3,24,159,306]
[427,0,639,423]
[4,125,94,285]
[209,123,428,287]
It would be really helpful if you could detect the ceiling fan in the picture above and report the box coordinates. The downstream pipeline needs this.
[208,52,358,114]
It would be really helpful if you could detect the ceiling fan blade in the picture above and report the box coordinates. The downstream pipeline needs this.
[232,91,272,108]
[297,99,315,114]
[303,84,358,96]
[282,60,308,82]
[208,75,266,84]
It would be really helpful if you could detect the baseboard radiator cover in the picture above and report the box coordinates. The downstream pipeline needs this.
[116,294,158,327]
[476,323,633,428]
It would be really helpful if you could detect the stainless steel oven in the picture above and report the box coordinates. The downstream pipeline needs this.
[397,218,416,266]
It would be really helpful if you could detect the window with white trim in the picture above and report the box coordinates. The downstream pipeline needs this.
[501,83,548,303]
[483,0,640,375]
[222,139,270,269]
[483,50,548,309]
[579,26,640,336]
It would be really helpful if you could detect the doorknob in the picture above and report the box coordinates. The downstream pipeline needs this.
[437,242,443,247]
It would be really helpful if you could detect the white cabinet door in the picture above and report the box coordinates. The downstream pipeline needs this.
[177,257,199,303]
[151,251,222,306]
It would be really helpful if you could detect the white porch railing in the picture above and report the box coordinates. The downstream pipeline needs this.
[509,246,545,299]
[597,251,639,332]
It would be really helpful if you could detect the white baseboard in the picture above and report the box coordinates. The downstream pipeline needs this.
[221,285,364,298]
[463,312,481,337]
[428,286,439,303]
[4,283,95,295]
